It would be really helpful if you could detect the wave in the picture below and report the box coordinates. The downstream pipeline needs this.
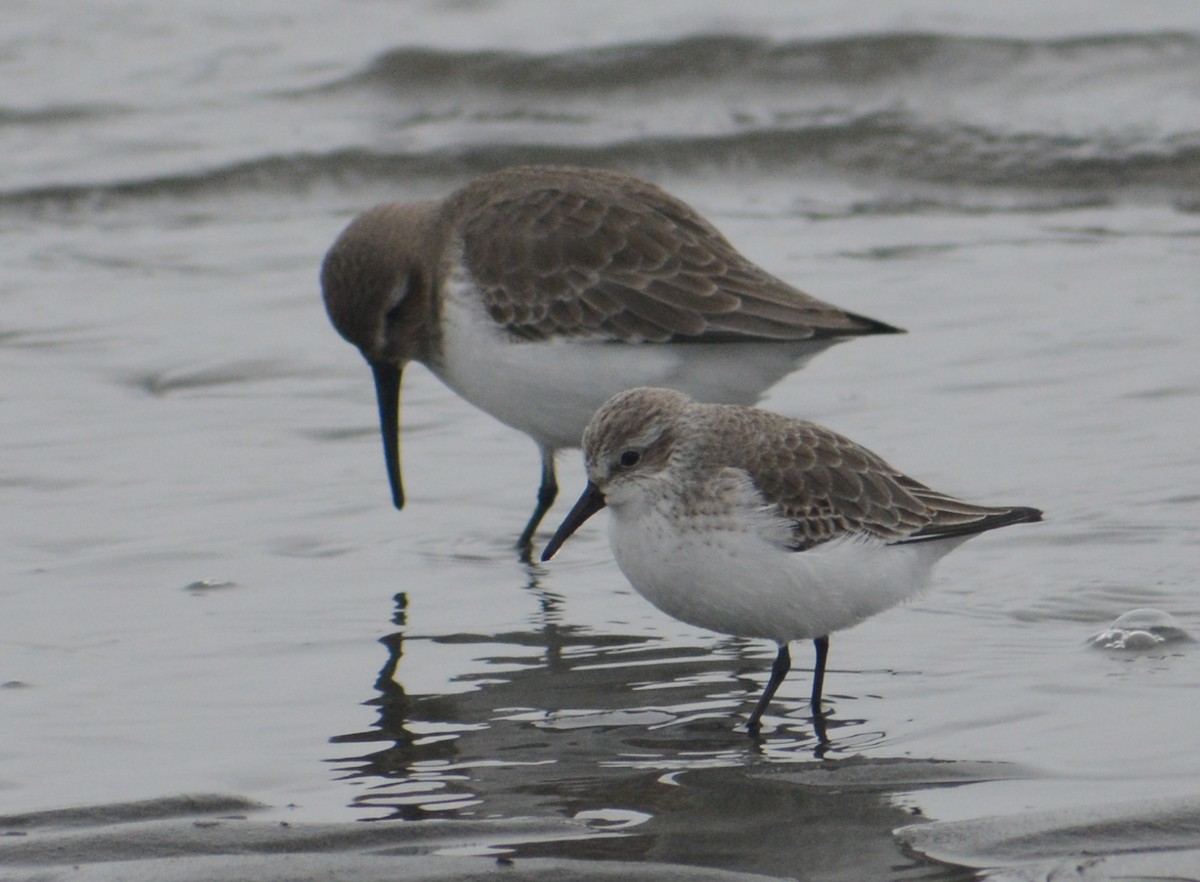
[0,105,121,127]
[331,30,1200,95]
[5,116,1198,219]
[4,30,1199,217]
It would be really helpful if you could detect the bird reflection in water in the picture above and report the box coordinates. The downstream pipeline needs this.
[328,576,867,820]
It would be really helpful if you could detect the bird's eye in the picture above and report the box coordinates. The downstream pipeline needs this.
[384,297,406,325]
[384,269,422,325]
[619,449,641,468]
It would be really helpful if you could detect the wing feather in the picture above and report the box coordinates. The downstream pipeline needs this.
[446,166,901,343]
[692,405,1041,550]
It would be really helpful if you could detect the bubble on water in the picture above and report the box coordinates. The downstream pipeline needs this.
[1088,608,1191,651]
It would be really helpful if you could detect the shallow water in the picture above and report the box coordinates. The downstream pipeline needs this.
[3,2,1200,880]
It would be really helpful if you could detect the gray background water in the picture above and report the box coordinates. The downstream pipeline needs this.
[3,2,1199,880]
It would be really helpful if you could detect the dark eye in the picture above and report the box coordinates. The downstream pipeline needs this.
[384,269,422,325]
[619,449,641,468]
[383,297,406,325]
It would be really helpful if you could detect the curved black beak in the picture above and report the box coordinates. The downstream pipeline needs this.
[370,359,404,510]
[541,481,606,561]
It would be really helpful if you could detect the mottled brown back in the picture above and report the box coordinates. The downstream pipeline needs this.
[682,402,1042,550]
[443,166,899,343]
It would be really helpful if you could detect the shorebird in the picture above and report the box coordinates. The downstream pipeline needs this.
[321,165,901,555]
[542,387,1042,733]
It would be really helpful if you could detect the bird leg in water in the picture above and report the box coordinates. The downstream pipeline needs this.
[747,643,791,733]
[517,446,559,559]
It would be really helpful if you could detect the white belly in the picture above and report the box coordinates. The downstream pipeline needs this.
[608,503,959,643]
[431,280,832,450]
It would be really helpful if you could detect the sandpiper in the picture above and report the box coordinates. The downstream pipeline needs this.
[542,387,1042,734]
[321,165,901,555]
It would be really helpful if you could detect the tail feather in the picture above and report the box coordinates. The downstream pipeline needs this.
[898,505,1043,544]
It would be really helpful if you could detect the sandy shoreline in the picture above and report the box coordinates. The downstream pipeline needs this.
[6,766,1200,881]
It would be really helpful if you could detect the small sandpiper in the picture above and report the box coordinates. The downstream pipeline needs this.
[321,165,901,555]
[542,387,1041,734]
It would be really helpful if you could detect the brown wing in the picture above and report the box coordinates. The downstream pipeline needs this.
[445,165,899,343]
[704,407,1041,550]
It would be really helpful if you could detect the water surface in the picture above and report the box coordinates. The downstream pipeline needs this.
[3,2,1199,880]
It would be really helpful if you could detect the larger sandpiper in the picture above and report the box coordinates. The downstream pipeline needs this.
[542,387,1042,734]
[321,165,901,555]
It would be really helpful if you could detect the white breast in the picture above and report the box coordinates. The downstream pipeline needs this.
[607,496,959,643]
[432,272,830,450]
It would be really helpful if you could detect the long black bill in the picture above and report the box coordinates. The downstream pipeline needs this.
[370,359,404,510]
[540,481,606,561]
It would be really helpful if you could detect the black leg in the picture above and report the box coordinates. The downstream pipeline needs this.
[517,447,558,560]
[810,635,830,712]
[746,643,791,733]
